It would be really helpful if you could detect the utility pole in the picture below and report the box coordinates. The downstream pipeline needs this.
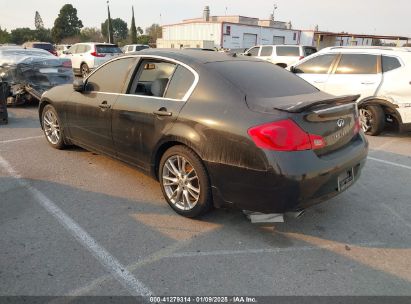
[272,4,278,21]
[107,0,114,43]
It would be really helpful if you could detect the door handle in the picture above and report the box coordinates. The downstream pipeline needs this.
[314,80,326,84]
[99,101,111,110]
[361,81,376,85]
[153,108,172,117]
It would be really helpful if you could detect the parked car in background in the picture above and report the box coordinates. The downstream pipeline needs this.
[122,44,150,53]
[22,42,58,56]
[55,44,72,56]
[63,42,123,77]
[39,50,368,218]
[0,47,73,105]
[244,45,317,68]
[291,46,411,135]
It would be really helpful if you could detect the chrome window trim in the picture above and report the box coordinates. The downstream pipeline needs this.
[85,54,199,102]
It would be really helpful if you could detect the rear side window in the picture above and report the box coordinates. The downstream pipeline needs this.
[382,56,401,72]
[164,65,195,100]
[96,45,122,54]
[303,47,317,57]
[294,54,337,74]
[260,46,273,56]
[247,47,260,56]
[210,61,318,99]
[276,46,299,56]
[87,57,136,93]
[76,45,87,54]
[335,54,378,74]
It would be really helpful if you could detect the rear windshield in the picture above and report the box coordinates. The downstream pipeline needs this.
[209,60,318,98]
[96,45,122,54]
[303,47,317,56]
[32,43,53,51]
[2,49,53,57]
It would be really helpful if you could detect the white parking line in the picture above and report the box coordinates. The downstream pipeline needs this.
[165,241,384,259]
[0,155,152,297]
[0,136,43,144]
[368,156,411,170]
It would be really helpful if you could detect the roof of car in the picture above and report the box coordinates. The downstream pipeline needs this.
[320,46,411,55]
[134,49,256,64]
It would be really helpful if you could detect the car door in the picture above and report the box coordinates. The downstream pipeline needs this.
[325,53,382,99]
[65,57,137,155]
[258,46,274,62]
[274,46,301,66]
[71,44,86,71]
[293,53,338,91]
[112,57,197,170]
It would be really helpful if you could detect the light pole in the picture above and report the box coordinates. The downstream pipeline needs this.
[107,0,113,43]
[272,4,278,21]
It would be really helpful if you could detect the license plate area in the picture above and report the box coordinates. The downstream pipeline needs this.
[338,168,354,192]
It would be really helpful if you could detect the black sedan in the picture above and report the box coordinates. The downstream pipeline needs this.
[38,50,368,218]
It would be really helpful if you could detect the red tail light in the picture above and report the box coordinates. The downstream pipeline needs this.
[354,116,361,134]
[91,51,105,57]
[62,60,72,68]
[248,119,326,151]
[299,56,305,60]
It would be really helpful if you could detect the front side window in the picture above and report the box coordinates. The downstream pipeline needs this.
[294,54,337,74]
[276,46,300,56]
[260,46,273,57]
[128,60,177,97]
[382,56,401,72]
[86,57,136,93]
[247,47,260,56]
[335,54,378,74]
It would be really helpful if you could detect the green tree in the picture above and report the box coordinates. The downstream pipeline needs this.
[35,28,52,42]
[51,4,83,43]
[35,11,45,30]
[0,27,10,44]
[10,28,36,44]
[80,27,104,42]
[129,6,137,44]
[136,35,151,45]
[101,18,128,42]
[145,23,162,43]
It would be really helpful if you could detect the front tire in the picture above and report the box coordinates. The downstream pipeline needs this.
[159,146,212,218]
[359,105,385,136]
[42,105,65,149]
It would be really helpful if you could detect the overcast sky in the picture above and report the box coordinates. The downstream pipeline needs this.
[0,0,410,38]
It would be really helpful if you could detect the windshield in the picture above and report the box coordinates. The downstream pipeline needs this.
[96,45,122,54]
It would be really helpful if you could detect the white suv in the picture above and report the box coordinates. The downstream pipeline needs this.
[63,43,123,77]
[291,47,411,135]
[122,44,150,53]
[245,45,317,68]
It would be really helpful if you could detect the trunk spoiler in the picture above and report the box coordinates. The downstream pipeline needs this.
[273,94,360,113]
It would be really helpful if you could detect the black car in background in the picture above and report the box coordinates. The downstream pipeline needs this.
[38,50,368,218]
[22,42,58,56]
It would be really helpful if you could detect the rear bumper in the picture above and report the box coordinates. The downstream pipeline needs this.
[207,133,369,213]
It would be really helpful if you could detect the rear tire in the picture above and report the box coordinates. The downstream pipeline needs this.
[359,105,385,136]
[81,63,89,78]
[159,146,212,218]
[42,105,66,150]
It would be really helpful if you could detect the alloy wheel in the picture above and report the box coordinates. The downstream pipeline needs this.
[359,108,372,133]
[43,110,60,145]
[162,155,200,211]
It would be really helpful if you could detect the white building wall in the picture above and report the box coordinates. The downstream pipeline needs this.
[221,23,300,49]
[163,23,222,48]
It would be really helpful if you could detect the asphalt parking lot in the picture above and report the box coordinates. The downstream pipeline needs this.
[1,104,411,297]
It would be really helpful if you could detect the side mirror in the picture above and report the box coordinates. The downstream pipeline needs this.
[290,66,296,73]
[73,79,85,92]
[245,53,252,57]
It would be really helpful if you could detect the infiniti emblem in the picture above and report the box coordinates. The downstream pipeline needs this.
[337,119,345,128]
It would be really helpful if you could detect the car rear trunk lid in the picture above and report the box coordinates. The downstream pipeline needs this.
[247,92,360,156]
